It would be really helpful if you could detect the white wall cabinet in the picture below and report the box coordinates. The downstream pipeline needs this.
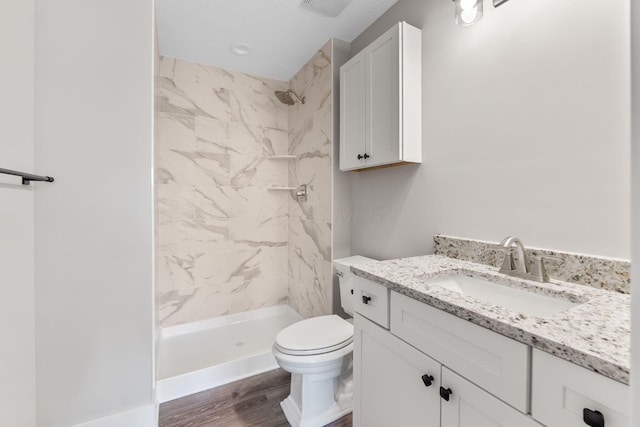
[352,277,630,427]
[339,21,422,171]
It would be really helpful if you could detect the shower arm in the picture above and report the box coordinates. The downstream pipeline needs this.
[288,90,306,104]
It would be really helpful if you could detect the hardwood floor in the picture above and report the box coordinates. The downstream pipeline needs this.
[159,369,353,427]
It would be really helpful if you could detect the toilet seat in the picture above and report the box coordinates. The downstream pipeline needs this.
[274,315,353,356]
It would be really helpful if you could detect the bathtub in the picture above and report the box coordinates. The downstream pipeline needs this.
[156,304,302,403]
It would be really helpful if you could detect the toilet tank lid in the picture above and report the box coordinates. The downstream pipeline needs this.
[333,255,377,271]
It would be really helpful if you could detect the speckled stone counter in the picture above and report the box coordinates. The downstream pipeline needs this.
[350,255,630,385]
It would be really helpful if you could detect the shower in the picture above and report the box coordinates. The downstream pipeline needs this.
[275,89,306,105]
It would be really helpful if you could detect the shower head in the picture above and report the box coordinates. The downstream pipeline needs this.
[275,89,306,105]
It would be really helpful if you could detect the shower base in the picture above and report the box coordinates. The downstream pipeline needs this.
[156,304,302,403]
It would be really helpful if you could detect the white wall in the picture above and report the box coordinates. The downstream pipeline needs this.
[630,0,639,422]
[34,0,154,425]
[0,1,36,426]
[348,0,630,260]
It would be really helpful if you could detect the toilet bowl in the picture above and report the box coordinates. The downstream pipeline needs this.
[273,256,375,427]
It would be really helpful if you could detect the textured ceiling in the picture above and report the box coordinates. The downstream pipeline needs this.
[156,0,399,81]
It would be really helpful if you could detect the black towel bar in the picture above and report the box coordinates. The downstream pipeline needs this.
[0,168,55,185]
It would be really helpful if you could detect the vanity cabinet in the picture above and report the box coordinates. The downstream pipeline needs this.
[352,276,629,427]
[354,313,541,427]
[339,21,422,171]
[532,349,629,427]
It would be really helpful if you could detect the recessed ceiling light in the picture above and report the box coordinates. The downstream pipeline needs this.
[229,42,252,56]
[299,0,353,17]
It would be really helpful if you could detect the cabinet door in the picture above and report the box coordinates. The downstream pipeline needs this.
[353,314,440,427]
[441,367,542,427]
[531,349,629,427]
[340,51,366,171]
[365,23,400,168]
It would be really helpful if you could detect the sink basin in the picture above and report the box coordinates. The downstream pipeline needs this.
[428,275,579,317]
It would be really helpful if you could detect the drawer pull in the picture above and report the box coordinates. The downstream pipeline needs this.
[421,374,434,387]
[583,408,604,427]
[362,295,372,304]
[439,386,452,401]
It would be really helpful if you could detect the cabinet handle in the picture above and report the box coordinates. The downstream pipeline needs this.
[350,289,354,295]
[357,154,363,160]
[439,386,452,401]
[583,408,604,427]
[363,153,370,159]
[362,295,372,304]
[421,374,434,387]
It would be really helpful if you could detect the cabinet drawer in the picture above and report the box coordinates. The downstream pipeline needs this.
[531,349,629,427]
[441,367,542,427]
[353,276,389,329]
[390,291,530,412]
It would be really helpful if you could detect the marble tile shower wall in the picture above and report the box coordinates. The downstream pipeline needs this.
[287,41,334,318]
[157,57,291,327]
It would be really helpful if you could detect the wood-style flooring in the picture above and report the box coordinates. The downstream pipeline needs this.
[159,369,353,427]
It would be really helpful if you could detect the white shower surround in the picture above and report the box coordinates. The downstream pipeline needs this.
[156,40,336,326]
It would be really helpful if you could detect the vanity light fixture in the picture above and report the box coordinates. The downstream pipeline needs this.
[454,0,511,27]
[455,0,483,26]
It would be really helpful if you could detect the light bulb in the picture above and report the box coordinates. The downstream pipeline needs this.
[460,0,478,10]
[455,0,483,26]
[460,9,479,24]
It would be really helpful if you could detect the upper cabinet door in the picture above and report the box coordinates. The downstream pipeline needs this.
[340,51,367,171]
[365,24,400,168]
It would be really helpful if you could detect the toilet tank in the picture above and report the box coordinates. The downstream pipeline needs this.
[334,256,376,317]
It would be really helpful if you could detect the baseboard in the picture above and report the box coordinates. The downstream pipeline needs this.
[71,403,156,427]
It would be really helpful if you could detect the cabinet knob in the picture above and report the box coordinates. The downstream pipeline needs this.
[583,408,604,427]
[350,289,354,295]
[362,295,372,304]
[421,374,434,387]
[439,386,452,401]
[363,153,370,159]
[357,154,363,160]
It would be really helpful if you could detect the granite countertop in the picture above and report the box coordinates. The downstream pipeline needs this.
[351,255,630,385]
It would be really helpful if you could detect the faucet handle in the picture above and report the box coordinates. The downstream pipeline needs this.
[530,255,562,282]
[499,251,516,273]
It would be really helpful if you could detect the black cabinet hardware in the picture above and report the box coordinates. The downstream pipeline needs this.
[439,387,452,401]
[421,374,434,387]
[362,295,372,304]
[350,289,354,295]
[363,153,370,159]
[357,154,363,160]
[583,408,604,427]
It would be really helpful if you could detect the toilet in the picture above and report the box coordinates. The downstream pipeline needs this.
[273,256,375,427]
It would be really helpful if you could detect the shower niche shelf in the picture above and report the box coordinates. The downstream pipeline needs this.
[268,186,297,191]
[268,155,297,160]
